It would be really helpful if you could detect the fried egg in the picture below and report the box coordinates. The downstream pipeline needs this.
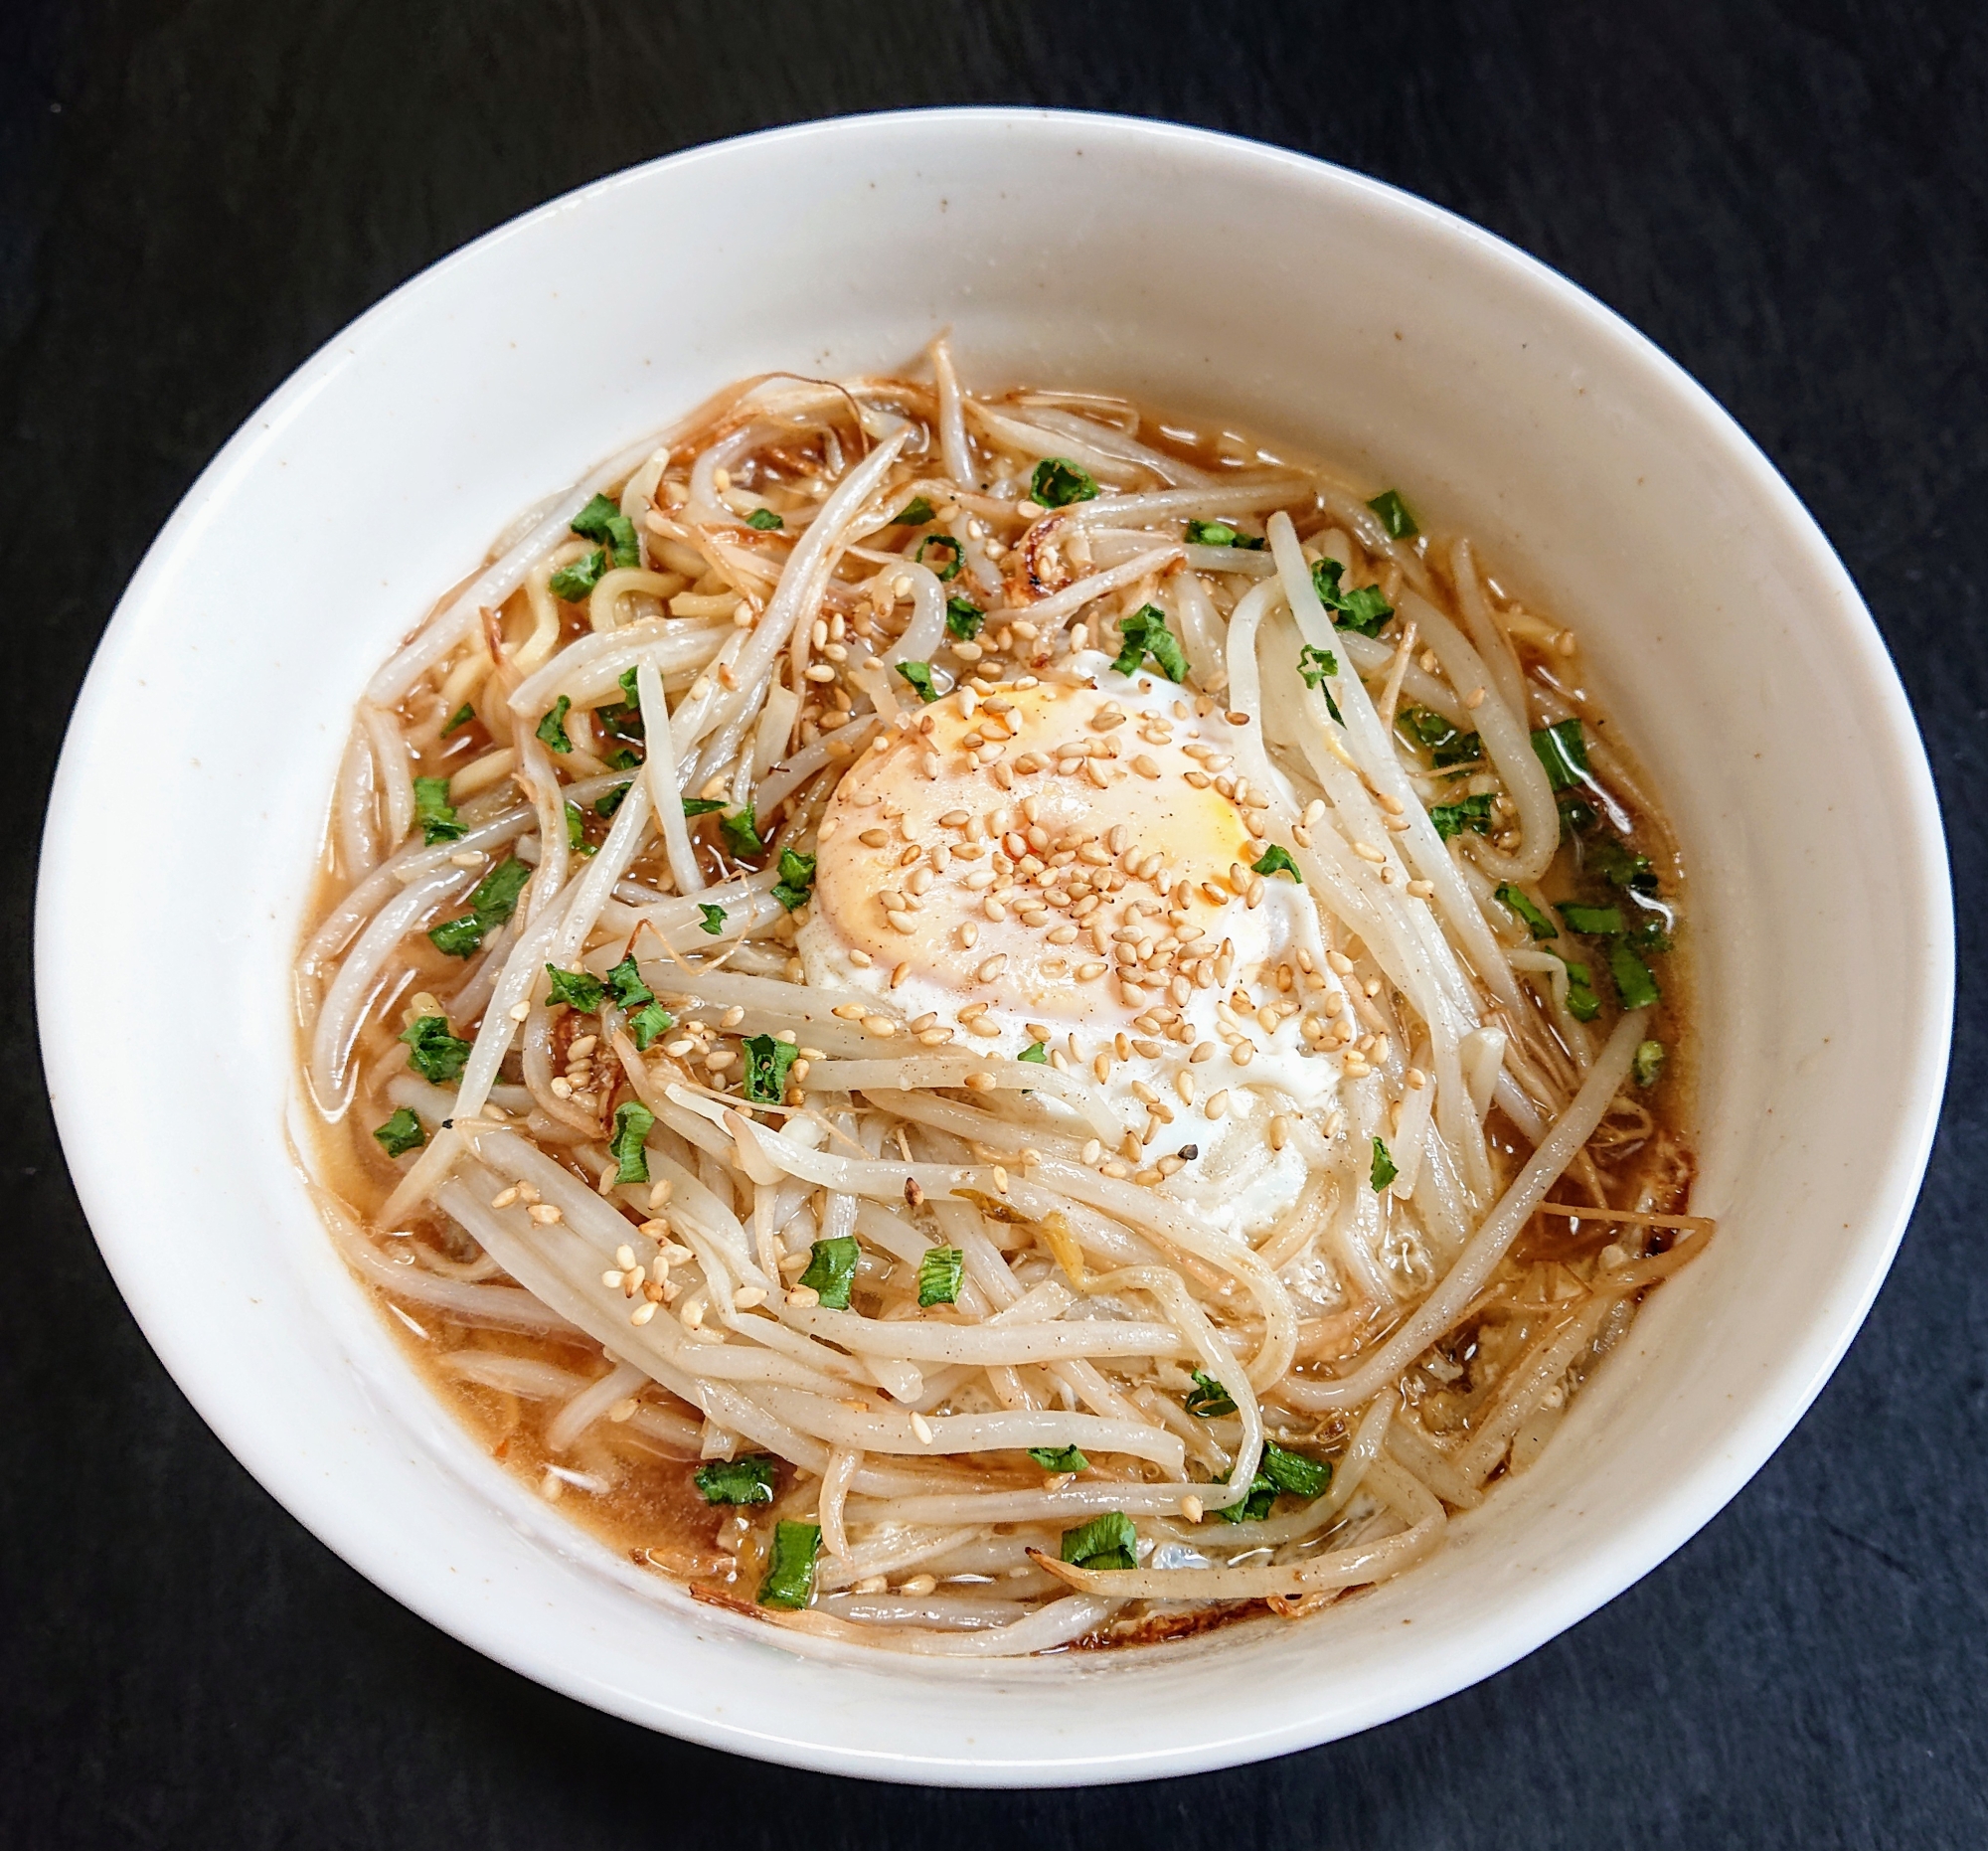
[799,655,1350,1238]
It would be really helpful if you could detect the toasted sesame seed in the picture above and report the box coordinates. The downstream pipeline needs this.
[786,1284,820,1307]
[528,1203,563,1225]
[1204,1089,1230,1118]
[1180,1494,1205,1523]
[863,1016,899,1037]
[964,1071,997,1090]
[630,1301,658,1325]
[1077,960,1107,981]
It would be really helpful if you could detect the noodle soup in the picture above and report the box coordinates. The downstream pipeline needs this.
[297,351,1703,1653]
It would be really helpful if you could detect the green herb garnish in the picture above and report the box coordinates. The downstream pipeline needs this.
[1213,1463,1277,1524]
[915,534,962,581]
[1588,837,1656,891]
[1367,488,1418,538]
[372,1108,426,1157]
[535,695,573,754]
[757,1519,822,1608]
[746,507,783,531]
[412,775,464,845]
[1531,719,1589,791]
[798,1235,858,1309]
[1184,1370,1237,1418]
[1311,557,1394,635]
[894,496,935,526]
[1429,793,1494,841]
[1559,793,1598,837]
[605,954,652,1010]
[400,1015,473,1084]
[1028,1444,1089,1473]
[741,1034,798,1105]
[1607,941,1661,1010]
[1059,1511,1136,1571]
[594,781,631,819]
[916,1247,964,1308]
[1371,1136,1398,1192]
[719,804,764,860]
[549,548,609,602]
[1260,1441,1330,1500]
[1558,903,1624,935]
[608,1100,654,1185]
[1252,845,1301,882]
[1399,705,1483,767]
[1030,457,1098,507]
[571,492,639,570]
[441,702,476,736]
[1111,604,1187,681]
[896,660,940,703]
[604,748,642,771]
[771,847,817,913]
[697,904,727,935]
[544,963,605,1011]
[1297,643,1340,689]
[629,1002,674,1051]
[1017,1042,1049,1065]
[694,1456,777,1505]
[1183,519,1265,549]
[944,595,984,640]
[1560,957,1601,1021]
[682,797,727,816]
[1633,1039,1666,1088]
[427,856,531,956]
[1496,884,1558,940]
[565,802,592,855]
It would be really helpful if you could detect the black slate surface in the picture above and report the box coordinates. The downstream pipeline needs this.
[3,3,1983,1845]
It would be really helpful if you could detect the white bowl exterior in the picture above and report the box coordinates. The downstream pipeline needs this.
[38,111,1950,1783]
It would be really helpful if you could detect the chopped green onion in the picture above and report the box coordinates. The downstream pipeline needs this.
[798,1235,858,1310]
[1059,1511,1136,1571]
[1311,557,1394,636]
[594,781,630,818]
[571,492,639,570]
[1111,604,1187,681]
[894,496,935,526]
[698,904,727,935]
[604,748,642,771]
[605,953,652,1009]
[741,1034,798,1104]
[1183,519,1264,549]
[1371,1136,1398,1192]
[1627,916,1672,955]
[896,660,940,703]
[399,1015,472,1084]
[1297,643,1340,689]
[915,534,962,581]
[535,695,573,754]
[772,847,817,913]
[629,1002,674,1051]
[1633,1039,1666,1088]
[1184,1370,1237,1418]
[1496,884,1558,940]
[372,1108,426,1157]
[1030,457,1098,507]
[1557,903,1624,935]
[1367,488,1418,538]
[1588,837,1655,891]
[412,775,465,845]
[1252,845,1301,882]
[427,857,531,957]
[549,548,608,602]
[1560,957,1601,1021]
[1558,793,1598,836]
[916,1247,964,1307]
[1028,1444,1088,1473]
[1017,1042,1049,1065]
[944,595,984,640]
[608,1100,654,1184]
[719,804,764,860]
[746,507,783,531]
[441,702,476,735]
[565,803,591,856]
[1607,941,1661,1009]
[681,797,727,817]
[1531,719,1589,790]
[694,1456,777,1505]
[756,1519,822,1608]
[1429,793,1494,841]
[1399,705,1483,767]
[544,963,604,1010]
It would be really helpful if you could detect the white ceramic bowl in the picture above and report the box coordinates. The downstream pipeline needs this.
[38,109,1951,1785]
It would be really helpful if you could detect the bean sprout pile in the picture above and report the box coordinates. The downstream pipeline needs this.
[298,345,1706,1654]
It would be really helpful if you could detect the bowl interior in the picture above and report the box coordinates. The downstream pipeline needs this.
[37,110,1949,1784]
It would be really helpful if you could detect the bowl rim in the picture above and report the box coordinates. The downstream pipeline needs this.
[36,105,1954,1784]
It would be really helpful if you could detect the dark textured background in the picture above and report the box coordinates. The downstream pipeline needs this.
[4,3,1983,1845]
